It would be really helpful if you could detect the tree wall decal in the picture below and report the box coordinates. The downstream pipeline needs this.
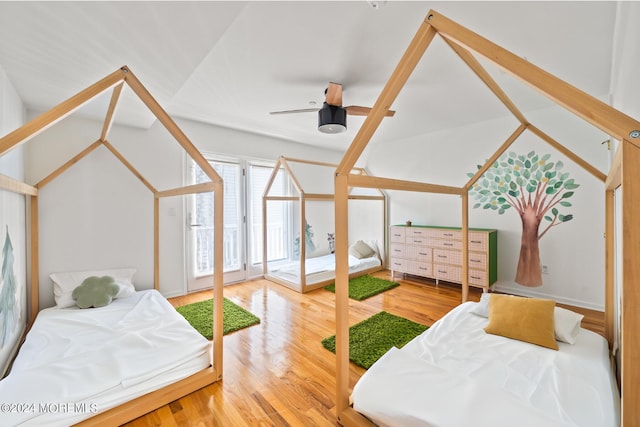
[0,226,18,347]
[468,151,580,286]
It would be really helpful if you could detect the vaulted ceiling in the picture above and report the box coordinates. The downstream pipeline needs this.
[0,1,617,151]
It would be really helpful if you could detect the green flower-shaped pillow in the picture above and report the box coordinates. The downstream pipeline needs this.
[72,275,120,309]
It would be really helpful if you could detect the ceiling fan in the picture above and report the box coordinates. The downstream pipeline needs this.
[269,82,395,134]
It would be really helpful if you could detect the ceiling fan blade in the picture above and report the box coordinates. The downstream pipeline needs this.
[269,108,320,115]
[345,105,396,117]
[325,82,343,106]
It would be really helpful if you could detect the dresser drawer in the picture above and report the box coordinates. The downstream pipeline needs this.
[390,227,405,243]
[390,243,406,258]
[433,249,462,265]
[469,232,488,252]
[434,264,461,282]
[427,238,461,250]
[468,252,487,270]
[469,269,488,287]
[389,257,410,272]
[406,236,429,246]
[426,229,461,240]
[406,245,431,261]
[406,227,429,239]
[409,261,432,277]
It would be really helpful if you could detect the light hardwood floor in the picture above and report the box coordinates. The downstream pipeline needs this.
[124,270,604,426]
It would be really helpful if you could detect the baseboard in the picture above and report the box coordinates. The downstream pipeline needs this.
[492,283,604,311]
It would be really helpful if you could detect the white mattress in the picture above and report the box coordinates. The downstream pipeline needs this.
[0,289,210,426]
[352,301,620,427]
[269,253,381,285]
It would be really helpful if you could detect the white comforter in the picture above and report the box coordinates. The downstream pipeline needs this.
[0,289,210,426]
[352,302,620,427]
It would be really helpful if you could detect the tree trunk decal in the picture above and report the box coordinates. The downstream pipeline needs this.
[468,151,579,287]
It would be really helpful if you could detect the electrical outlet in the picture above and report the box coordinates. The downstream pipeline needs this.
[541,265,549,274]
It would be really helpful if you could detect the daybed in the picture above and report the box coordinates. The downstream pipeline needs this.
[351,296,620,427]
[267,246,382,287]
[332,9,639,426]
[0,66,224,425]
[262,157,385,292]
[0,287,210,426]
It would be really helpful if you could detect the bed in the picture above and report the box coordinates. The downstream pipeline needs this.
[268,252,382,285]
[0,288,210,426]
[351,298,620,427]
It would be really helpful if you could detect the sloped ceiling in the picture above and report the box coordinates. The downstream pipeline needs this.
[0,1,617,151]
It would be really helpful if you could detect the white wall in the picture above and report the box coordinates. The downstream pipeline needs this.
[0,64,27,374]
[26,114,344,308]
[366,103,609,310]
[610,1,640,122]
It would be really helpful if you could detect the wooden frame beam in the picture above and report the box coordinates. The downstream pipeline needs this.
[102,140,157,193]
[348,174,464,195]
[427,10,640,146]
[0,173,37,196]
[620,139,640,426]
[122,67,222,185]
[36,140,103,189]
[465,124,527,189]
[442,37,528,125]
[100,82,125,141]
[527,124,606,182]
[0,68,126,156]
[337,22,438,175]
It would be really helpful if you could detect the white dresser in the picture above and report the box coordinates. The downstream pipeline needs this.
[389,225,498,291]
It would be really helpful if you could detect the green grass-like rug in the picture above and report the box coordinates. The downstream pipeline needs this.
[324,275,399,300]
[321,311,428,369]
[176,298,260,340]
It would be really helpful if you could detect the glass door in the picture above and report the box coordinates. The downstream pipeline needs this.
[187,158,245,291]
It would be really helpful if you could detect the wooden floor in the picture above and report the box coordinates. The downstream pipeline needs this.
[124,270,604,426]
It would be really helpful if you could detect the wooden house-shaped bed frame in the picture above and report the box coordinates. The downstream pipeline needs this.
[333,10,640,426]
[262,156,385,293]
[0,66,224,426]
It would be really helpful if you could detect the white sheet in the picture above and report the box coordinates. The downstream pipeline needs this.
[0,289,210,426]
[269,253,381,285]
[352,302,620,427]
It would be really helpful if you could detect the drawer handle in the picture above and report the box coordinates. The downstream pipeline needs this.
[393,234,402,237]
[393,249,402,253]
[470,259,481,263]
[418,252,428,256]
[471,276,482,280]
[418,267,428,271]
[393,262,402,266]
[437,255,447,258]
[471,240,482,244]
[414,231,422,234]
[444,233,453,237]
[414,240,424,244]
[438,269,447,274]
[443,243,453,246]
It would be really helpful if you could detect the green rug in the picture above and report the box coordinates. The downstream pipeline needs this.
[176,298,260,340]
[324,275,399,300]
[321,311,428,369]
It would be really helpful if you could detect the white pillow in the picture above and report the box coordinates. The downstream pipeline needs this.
[470,293,584,344]
[349,240,376,259]
[554,306,584,344]
[50,268,137,308]
[470,292,491,317]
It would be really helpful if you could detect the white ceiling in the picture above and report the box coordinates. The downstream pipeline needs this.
[0,1,618,151]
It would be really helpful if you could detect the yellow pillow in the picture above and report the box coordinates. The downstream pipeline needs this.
[484,294,558,350]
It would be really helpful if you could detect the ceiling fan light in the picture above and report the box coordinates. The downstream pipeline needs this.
[318,102,347,134]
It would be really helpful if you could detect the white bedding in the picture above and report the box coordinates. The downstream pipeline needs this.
[0,289,210,426]
[269,253,381,285]
[352,301,620,427]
